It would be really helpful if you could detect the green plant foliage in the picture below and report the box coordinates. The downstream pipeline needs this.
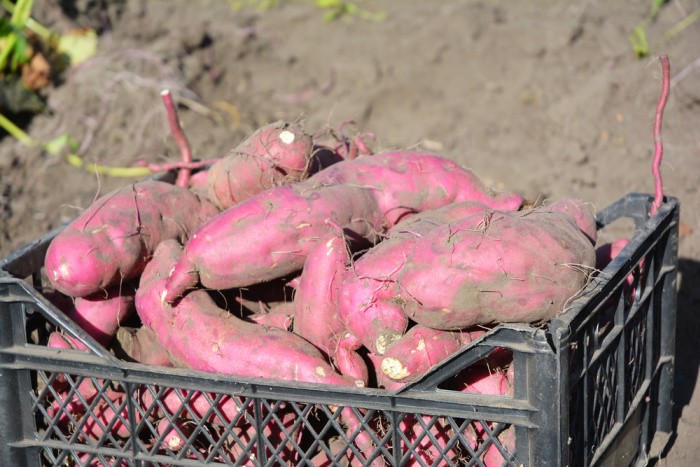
[629,0,669,58]
[229,0,384,21]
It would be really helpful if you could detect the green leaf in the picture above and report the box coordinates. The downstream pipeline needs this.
[10,0,33,29]
[44,134,78,156]
[0,18,13,37]
[9,33,29,70]
[649,0,668,19]
[629,24,649,57]
[57,28,98,66]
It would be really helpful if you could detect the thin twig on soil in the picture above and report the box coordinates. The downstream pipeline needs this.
[650,55,670,217]
[671,56,700,88]
[160,89,193,187]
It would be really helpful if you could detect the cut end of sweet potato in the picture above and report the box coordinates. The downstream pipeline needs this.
[381,357,411,381]
[375,331,402,355]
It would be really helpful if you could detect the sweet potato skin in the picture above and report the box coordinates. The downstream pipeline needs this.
[310,150,523,226]
[45,180,218,297]
[136,239,357,387]
[114,327,173,366]
[389,201,597,329]
[380,326,484,383]
[293,229,350,356]
[206,121,314,210]
[338,201,491,354]
[163,183,384,301]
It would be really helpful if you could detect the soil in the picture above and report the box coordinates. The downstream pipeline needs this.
[1,0,699,464]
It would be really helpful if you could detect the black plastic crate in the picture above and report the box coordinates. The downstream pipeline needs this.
[0,193,678,466]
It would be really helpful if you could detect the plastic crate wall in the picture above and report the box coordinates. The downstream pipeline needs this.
[0,193,678,466]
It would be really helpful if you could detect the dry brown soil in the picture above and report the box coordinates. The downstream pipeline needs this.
[1,0,699,464]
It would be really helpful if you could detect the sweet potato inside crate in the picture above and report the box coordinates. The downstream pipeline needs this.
[0,193,678,466]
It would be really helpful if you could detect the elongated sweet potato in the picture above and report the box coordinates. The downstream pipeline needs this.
[206,121,314,210]
[309,150,524,226]
[137,239,360,387]
[292,225,350,356]
[45,180,219,297]
[382,199,597,330]
[163,183,384,301]
[329,331,371,385]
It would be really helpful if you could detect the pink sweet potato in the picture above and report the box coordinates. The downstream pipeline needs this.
[76,386,246,441]
[309,150,524,226]
[45,286,136,420]
[156,418,194,452]
[332,332,370,385]
[206,121,314,210]
[461,364,516,466]
[545,198,597,244]
[398,414,460,466]
[293,225,351,356]
[136,239,359,387]
[163,183,384,301]
[45,285,137,420]
[365,351,408,391]
[595,238,630,270]
[241,300,296,331]
[460,363,514,397]
[45,180,219,297]
[380,325,484,383]
[381,200,597,330]
[336,344,369,387]
[46,286,136,352]
[338,201,492,354]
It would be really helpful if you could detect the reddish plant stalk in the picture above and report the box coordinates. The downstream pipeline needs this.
[160,89,193,187]
[137,158,220,172]
[650,55,670,217]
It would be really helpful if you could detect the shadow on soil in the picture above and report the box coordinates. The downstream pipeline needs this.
[658,257,700,459]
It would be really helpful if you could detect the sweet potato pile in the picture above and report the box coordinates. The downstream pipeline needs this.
[41,120,598,465]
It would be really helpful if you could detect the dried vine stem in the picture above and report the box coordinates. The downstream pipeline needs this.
[650,55,671,217]
[161,89,193,187]
[136,158,220,173]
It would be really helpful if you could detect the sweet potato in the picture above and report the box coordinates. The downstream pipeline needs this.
[398,414,460,466]
[336,345,369,387]
[45,287,136,420]
[338,201,492,354]
[156,418,194,452]
[380,326,485,383]
[382,200,597,330]
[114,327,173,366]
[293,225,350,356]
[136,239,359,387]
[206,121,314,209]
[45,180,219,297]
[309,150,524,226]
[46,286,136,352]
[163,183,384,301]
[595,238,630,270]
[240,299,295,331]
[76,386,247,442]
[461,363,516,466]
[365,351,408,391]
